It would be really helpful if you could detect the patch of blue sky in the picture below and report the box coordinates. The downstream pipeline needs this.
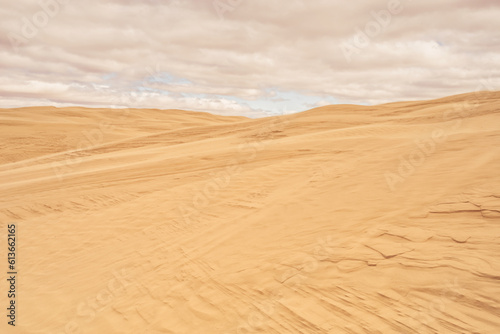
[145,72,192,85]
[194,90,340,116]
[101,72,117,81]
[132,81,340,116]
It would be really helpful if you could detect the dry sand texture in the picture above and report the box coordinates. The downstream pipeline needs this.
[1,91,500,333]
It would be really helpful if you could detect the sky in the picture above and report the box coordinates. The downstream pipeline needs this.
[1,0,499,117]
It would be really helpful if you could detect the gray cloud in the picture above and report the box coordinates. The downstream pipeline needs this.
[1,0,499,116]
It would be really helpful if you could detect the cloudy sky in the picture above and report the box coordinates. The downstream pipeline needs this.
[1,0,499,117]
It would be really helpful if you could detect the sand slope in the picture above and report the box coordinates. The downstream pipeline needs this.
[1,91,500,333]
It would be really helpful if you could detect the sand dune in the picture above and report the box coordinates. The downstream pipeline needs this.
[1,91,500,333]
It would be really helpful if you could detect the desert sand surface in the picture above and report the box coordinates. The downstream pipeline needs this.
[1,91,500,333]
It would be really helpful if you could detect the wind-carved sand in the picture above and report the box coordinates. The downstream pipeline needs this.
[0,91,499,333]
